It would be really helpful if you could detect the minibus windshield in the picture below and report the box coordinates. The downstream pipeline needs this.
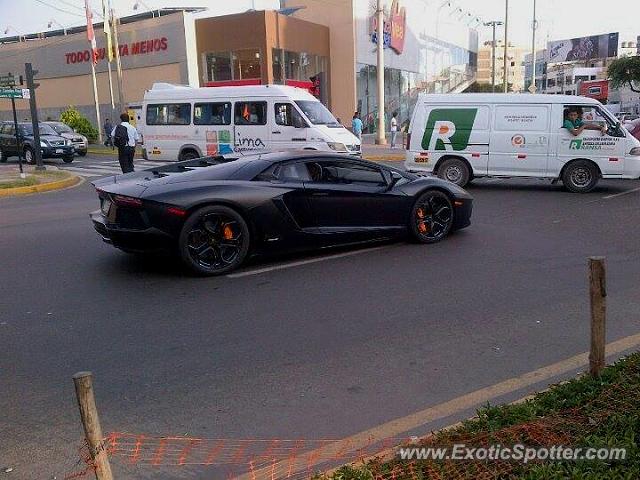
[295,100,340,126]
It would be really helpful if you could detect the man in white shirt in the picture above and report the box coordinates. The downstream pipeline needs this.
[111,112,140,173]
[390,111,398,149]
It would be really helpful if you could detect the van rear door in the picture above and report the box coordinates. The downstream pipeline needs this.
[489,104,551,177]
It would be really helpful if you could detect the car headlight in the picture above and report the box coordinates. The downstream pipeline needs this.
[40,140,48,147]
[630,147,640,156]
[327,142,347,151]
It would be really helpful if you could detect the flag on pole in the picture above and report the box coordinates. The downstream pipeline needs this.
[102,0,113,62]
[85,0,98,65]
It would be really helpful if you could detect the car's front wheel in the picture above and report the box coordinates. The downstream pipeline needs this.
[178,205,250,275]
[62,156,74,163]
[78,151,87,157]
[562,160,599,193]
[24,147,35,165]
[410,190,454,244]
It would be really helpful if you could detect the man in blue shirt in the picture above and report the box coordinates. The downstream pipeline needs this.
[351,111,363,140]
[564,108,607,136]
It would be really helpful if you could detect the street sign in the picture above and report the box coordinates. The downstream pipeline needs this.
[0,88,28,99]
[528,84,538,94]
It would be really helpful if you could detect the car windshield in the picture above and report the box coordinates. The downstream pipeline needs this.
[19,124,58,136]
[294,100,339,126]
[51,123,74,134]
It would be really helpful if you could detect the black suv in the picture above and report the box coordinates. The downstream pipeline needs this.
[0,121,75,164]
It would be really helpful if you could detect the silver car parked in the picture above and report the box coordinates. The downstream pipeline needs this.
[43,121,88,156]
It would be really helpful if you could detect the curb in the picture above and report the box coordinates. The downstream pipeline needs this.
[363,155,404,162]
[0,173,82,197]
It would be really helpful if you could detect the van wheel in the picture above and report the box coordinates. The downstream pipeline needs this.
[179,150,199,161]
[562,160,598,193]
[437,158,470,187]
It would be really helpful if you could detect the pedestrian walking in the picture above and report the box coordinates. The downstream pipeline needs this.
[111,113,139,174]
[390,111,398,148]
[103,118,114,147]
[351,111,363,140]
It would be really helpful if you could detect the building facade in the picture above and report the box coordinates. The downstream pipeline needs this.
[0,0,478,135]
[476,40,526,92]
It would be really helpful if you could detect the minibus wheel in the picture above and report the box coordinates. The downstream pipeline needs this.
[561,160,599,193]
[437,158,470,187]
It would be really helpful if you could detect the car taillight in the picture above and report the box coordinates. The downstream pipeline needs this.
[113,195,143,207]
[406,132,411,150]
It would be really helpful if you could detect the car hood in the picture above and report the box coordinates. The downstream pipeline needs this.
[40,134,68,142]
[313,125,360,145]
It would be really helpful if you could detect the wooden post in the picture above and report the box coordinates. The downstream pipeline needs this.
[73,372,114,480]
[588,257,606,376]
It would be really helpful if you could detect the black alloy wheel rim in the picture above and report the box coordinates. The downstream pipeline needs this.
[186,214,244,271]
[415,194,453,241]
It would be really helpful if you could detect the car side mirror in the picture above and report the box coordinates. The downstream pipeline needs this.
[387,171,403,190]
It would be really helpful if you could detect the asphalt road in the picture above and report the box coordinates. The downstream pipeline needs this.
[3,155,640,479]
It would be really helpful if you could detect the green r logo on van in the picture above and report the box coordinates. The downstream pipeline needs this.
[421,108,478,151]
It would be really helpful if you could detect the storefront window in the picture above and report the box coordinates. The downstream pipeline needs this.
[272,48,284,84]
[205,52,232,82]
[284,50,299,80]
[232,49,261,80]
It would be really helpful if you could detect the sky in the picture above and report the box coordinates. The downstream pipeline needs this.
[0,0,638,48]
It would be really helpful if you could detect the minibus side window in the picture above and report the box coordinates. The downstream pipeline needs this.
[234,102,267,126]
[194,102,232,125]
[146,103,191,126]
[275,103,306,127]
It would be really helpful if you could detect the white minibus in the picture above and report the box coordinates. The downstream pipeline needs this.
[140,83,360,161]
[405,93,640,192]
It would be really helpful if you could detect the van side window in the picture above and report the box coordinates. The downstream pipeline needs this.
[234,102,267,126]
[275,103,305,127]
[194,102,231,125]
[146,104,191,126]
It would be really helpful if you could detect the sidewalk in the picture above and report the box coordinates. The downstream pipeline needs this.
[0,164,81,196]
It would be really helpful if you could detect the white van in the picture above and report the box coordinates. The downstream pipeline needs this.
[405,93,640,192]
[140,83,360,161]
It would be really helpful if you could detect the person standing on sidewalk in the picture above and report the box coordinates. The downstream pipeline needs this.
[390,111,398,149]
[103,118,113,147]
[351,112,363,140]
[111,113,139,174]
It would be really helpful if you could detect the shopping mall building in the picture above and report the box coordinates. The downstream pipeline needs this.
[0,0,478,133]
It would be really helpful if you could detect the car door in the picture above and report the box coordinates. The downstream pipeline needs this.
[272,102,308,150]
[489,104,551,177]
[4,124,17,154]
[303,158,407,231]
[234,100,269,154]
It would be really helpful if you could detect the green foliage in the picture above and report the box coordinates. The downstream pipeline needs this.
[59,106,99,143]
[607,56,640,93]
[465,82,514,93]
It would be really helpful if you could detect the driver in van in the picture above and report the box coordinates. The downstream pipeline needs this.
[563,107,607,136]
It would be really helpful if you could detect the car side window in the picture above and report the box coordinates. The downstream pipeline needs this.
[275,103,306,127]
[308,161,386,186]
[234,101,267,126]
[278,162,312,181]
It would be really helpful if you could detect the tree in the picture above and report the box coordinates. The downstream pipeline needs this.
[607,56,640,93]
[59,106,99,143]
[465,82,514,93]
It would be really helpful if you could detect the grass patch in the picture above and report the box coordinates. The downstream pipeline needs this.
[0,170,71,189]
[318,353,640,480]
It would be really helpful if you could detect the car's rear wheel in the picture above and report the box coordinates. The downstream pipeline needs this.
[179,150,199,161]
[410,190,454,244]
[562,160,599,193]
[437,158,470,187]
[62,155,74,163]
[178,205,250,275]
[78,151,87,157]
[24,147,35,165]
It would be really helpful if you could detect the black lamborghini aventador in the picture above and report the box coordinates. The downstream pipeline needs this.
[90,152,473,275]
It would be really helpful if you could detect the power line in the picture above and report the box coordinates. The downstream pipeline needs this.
[32,0,85,17]
[56,0,86,12]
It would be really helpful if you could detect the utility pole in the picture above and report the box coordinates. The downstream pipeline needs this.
[111,8,125,113]
[485,21,503,93]
[503,0,509,93]
[25,63,44,171]
[375,0,386,145]
[530,0,538,93]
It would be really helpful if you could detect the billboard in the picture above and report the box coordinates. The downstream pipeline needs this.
[547,33,618,63]
[579,80,609,101]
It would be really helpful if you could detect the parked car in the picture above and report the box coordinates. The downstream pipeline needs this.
[0,122,75,164]
[90,151,473,275]
[405,93,640,193]
[43,121,88,156]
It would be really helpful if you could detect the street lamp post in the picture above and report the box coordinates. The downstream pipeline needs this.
[375,0,386,145]
[503,0,509,93]
[530,0,538,92]
[484,21,503,93]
